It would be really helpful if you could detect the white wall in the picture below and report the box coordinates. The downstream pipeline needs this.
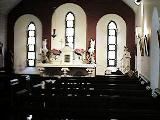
[141,2,153,79]
[51,3,86,50]
[135,3,143,74]
[150,7,160,90]
[96,14,126,75]
[14,14,42,74]
[136,1,155,80]
[135,1,160,87]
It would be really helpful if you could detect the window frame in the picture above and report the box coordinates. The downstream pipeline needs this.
[107,21,117,67]
[65,12,75,49]
[26,22,36,67]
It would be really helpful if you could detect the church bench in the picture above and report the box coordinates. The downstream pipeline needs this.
[44,96,109,118]
[108,108,160,119]
[10,75,160,119]
[109,96,159,109]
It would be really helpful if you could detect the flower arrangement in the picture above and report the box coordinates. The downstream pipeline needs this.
[74,48,85,56]
[51,48,61,55]
[46,48,61,62]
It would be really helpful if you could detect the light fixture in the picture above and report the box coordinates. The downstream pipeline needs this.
[51,29,56,38]
[134,0,141,6]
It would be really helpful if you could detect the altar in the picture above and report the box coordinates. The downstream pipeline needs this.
[37,38,96,77]
[37,63,96,77]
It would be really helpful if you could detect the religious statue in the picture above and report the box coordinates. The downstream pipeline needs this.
[144,35,149,56]
[88,38,95,64]
[88,38,95,55]
[42,39,48,55]
[40,39,49,63]
[41,51,49,63]
[86,51,91,64]
[139,37,144,56]
[121,46,131,74]
[0,42,3,68]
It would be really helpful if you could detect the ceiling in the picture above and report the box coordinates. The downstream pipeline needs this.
[0,0,21,15]
[0,0,159,15]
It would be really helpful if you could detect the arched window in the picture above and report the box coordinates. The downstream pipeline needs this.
[107,21,117,67]
[65,12,75,49]
[27,22,36,67]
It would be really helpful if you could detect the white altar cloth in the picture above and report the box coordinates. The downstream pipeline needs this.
[37,63,96,68]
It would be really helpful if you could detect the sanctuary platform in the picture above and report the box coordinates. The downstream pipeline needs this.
[37,63,96,77]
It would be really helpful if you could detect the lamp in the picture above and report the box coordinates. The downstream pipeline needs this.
[134,0,141,6]
[51,29,56,38]
[136,0,141,2]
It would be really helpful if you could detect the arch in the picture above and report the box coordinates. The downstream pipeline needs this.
[150,7,160,90]
[14,14,42,74]
[51,3,86,51]
[96,14,126,75]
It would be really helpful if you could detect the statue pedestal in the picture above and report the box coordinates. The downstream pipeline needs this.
[86,68,95,77]
[61,68,70,77]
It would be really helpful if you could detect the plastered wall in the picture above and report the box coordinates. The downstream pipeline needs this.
[14,14,42,74]
[96,14,126,75]
[51,3,86,50]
